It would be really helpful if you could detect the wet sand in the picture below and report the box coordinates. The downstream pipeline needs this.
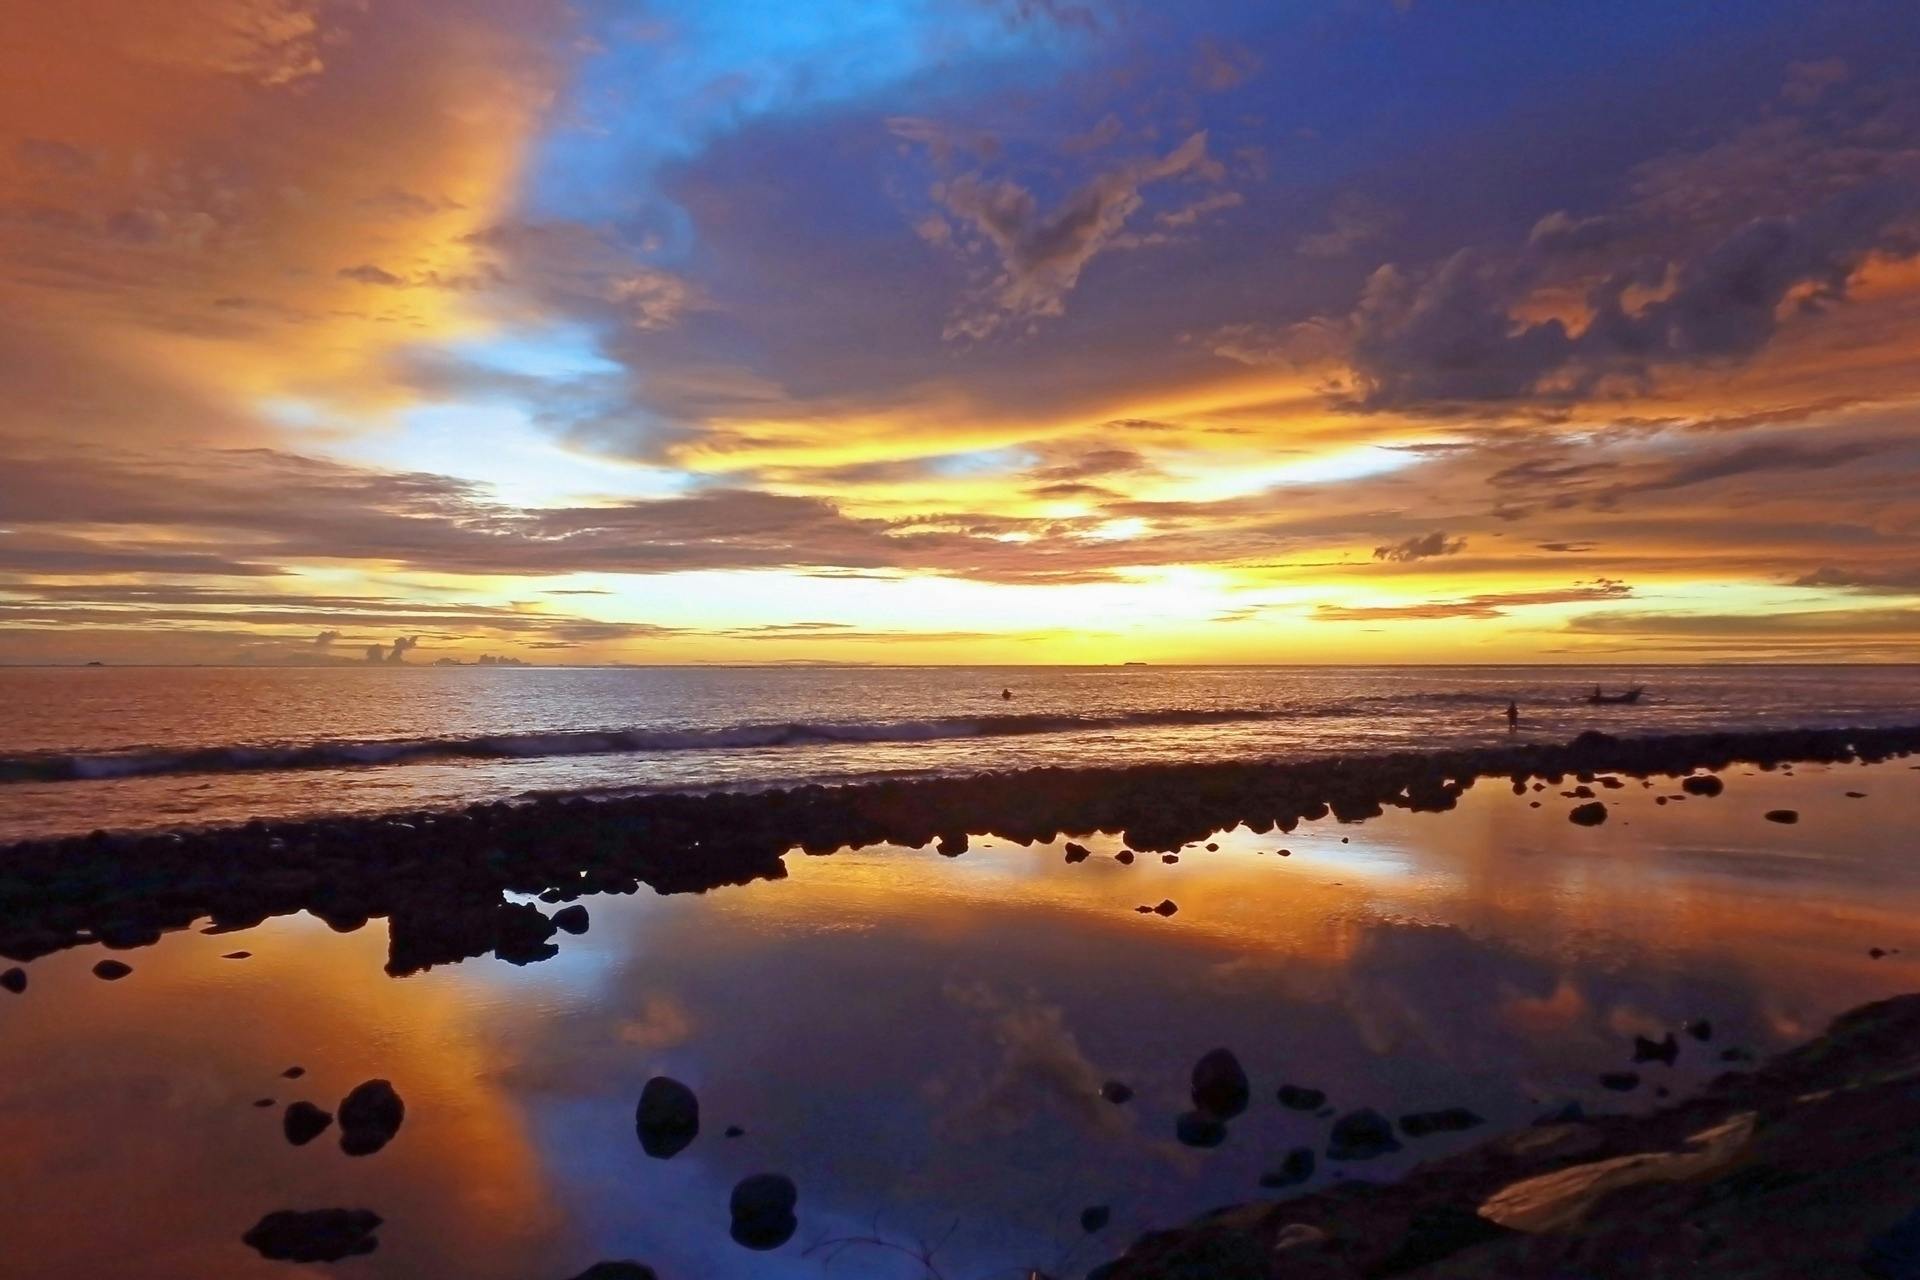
[2,728,1919,1277]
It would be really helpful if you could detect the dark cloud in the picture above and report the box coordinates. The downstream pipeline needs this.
[338,263,405,286]
[1316,580,1631,622]
[1372,530,1466,562]
[1790,565,1920,593]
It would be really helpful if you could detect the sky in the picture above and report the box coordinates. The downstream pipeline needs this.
[3,0,1919,665]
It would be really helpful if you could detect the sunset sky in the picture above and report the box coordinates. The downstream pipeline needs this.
[3,0,1919,665]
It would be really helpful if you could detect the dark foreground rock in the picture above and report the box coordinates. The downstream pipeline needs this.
[1191,1048,1251,1119]
[636,1076,699,1159]
[729,1173,798,1250]
[284,1101,333,1146]
[243,1209,382,1262]
[0,966,23,993]
[1095,991,1920,1279]
[337,1080,404,1156]
[3,725,1915,973]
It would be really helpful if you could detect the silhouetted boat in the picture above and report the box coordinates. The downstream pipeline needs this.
[1585,687,1643,705]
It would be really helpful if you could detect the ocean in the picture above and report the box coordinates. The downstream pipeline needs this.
[5,663,1920,841]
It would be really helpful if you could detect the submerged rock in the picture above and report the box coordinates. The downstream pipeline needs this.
[338,1080,404,1156]
[1081,1205,1112,1233]
[1634,1032,1680,1066]
[1175,1110,1228,1149]
[551,904,590,935]
[1681,774,1724,796]
[1599,1071,1640,1092]
[1765,808,1801,824]
[729,1173,798,1250]
[636,1076,699,1159]
[1100,1080,1135,1105]
[1328,1108,1402,1160]
[242,1209,382,1262]
[0,966,23,994]
[1114,850,1134,864]
[1568,801,1608,827]
[1063,842,1091,860]
[1685,1019,1714,1042]
[284,1101,333,1146]
[1276,1084,1326,1111]
[92,959,132,980]
[1400,1107,1485,1138]
[1191,1048,1250,1119]
[1259,1146,1316,1189]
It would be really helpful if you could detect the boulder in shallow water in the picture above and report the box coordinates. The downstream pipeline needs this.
[1100,1080,1134,1105]
[92,959,132,980]
[729,1173,797,1250]
[1277,1084,1326,1111]
[1685,1018,1713,1042]
[1063,845,1090,864]
[1175,1110,1228,1149]
[1633,1032,1679,1066]
[1191,1048,1250,1119]
[636,1076,699,1159]
[1114,850,1134,864]
[284,1101,333,1146]
[1568,802,1608,827]
[936,832,967,856]
[1400,1107,1484,1138]
[1259,1146,1316,1189]
[1765,808,1800,824]
[243,1209,382,1262]
[0,966,23,994]
[1081,1205,1111,1233]
[1327,1108,1401,1160]
[1151,899,1178,917]
[551,904,589,935]
[338,1079,404,1156]
[1681,774,1724,796]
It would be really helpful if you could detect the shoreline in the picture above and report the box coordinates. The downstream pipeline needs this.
[1095,990,1920,1278]
[3,722,1918,972]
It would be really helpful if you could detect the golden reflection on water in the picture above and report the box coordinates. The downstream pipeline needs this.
[2,759,1918,1278]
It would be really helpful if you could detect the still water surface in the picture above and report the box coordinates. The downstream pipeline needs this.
[3,758,1916,1278]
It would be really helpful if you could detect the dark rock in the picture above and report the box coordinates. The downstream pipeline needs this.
[1633,1032,1679,1066]
[1175,1110,1228,1148]
[242,1209,382,1262]
[222,951,251,959]
[724,1124,745,1138]
[1685,1019,1713,1041]
[936,832,967,857]
[0,966,23,994]
[1872,947,1889,959]
[551,904,589,934]
[1568,801,1608,826]
[563,1265,658,1280]
[1258,1146,1315,1189]
[1681,774,1724,796]
[1374,1204,1513,1274]
[1161,854,1179,864]
[338,1079,405,1156]
[1063,842,1091,860]
[1599,1071,1640,1091]
[92,959,131,980]
[1204,843,1218,852]
[1765,808,1800,824]
[1080,1205,1111,1233]
[1400,1107,1484,1137]
[1100,1080,1134,1105]
[1536,1100,1586,1124]
[1276,1084,1325,1111]
[1847,791,1868,799]
[254,1098,275,1108]
[635,1076,699,1159]
[728,1173,798,1250]
[1114,850,1134,864]
[1150,899,1178,917]
[1191,1048,1250,1119]
[1327,1108,1401,1160]
[284,1101,333,1146]
[282,1066,305,1078]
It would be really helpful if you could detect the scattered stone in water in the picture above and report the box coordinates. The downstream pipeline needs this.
[1685,1019,1713,1042]
[1205,843,1218,852]
[1765,809,1800,824]
[1191,1048,1250,1118]
[1599,776,1624,789]
[552,904,590,935]
[282,1066,305,1079]
[1175,1110,1228,1149]
[1276,1084,1326,1111]
[1599,1071,1640,1091]
[564,1265,658,1280]
[338,1079,405,1156]
[253,1098,275,1108]
[1063,842,1091,859]
[1568,801,1608,826]
[1655,797,1668,805]
[1400,1107,1484,1137]
[936,833,967,857]
[1277,849,1291,856]
[1,967,24,994]
[243,1209,382,1262]
[1080,1205,1111,1233]
[1568,785,1595,799]
[1259,1147,1316,1189]
[1327,1109,1401,1160]
[1632,1032,1679,1066]
[1100,1080,1134,1105]
[728,1173,798,1251]
[1681,774,1724,797]
[92,959,132,980]
[635,1076,699,1159]
[1161,854,1179,864]
[1847,791,1867,799]
[284,1101,333,1146]
[222,951,251,960]
[1150,899,1178,917]
[1114,849,1134,864]
[1871,947,1888,959]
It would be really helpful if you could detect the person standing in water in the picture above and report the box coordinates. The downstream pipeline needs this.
[1506,700,1519,731]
